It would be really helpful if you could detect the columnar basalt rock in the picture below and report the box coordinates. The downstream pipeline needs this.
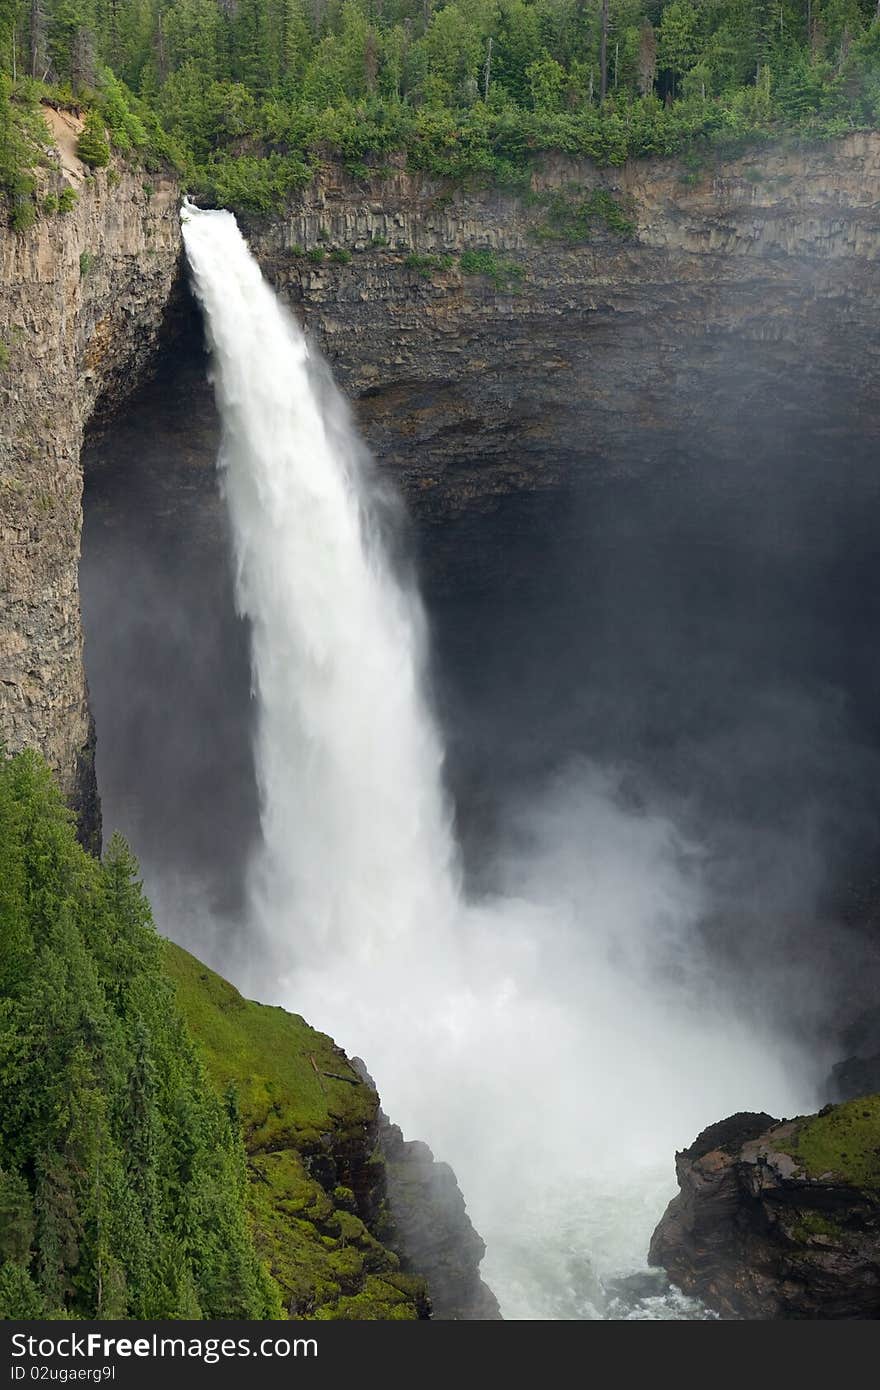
[250,135,880,524]
[0,114,180,846]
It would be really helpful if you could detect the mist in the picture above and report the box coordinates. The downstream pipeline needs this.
[80,218,880,1319]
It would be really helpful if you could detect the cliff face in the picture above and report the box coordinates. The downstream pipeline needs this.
[649,1104,880,1319]
[0,112,180,846]
[5,130,880,831]
[252,134,880,524]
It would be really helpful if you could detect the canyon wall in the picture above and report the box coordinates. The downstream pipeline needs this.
[253,133,880,523]
[0,113,180,846]
[4,125,880,845]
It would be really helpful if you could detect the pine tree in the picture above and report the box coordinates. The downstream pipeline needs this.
[76,108,110,165]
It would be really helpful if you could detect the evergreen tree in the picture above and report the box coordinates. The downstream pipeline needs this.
[0,750,281,1320]
[76,107,110,162]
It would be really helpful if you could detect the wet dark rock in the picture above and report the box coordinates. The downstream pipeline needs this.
[649,1103,880,1319]
[351,1058,501,1319]
[379,1119,502,1320]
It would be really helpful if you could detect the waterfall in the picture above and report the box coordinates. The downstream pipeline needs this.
[181,203,812,1319]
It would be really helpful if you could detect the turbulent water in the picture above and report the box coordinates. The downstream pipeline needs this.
[181,203,816,1320]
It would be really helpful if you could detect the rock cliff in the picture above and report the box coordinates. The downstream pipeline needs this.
[649,1104,880,1318]
[0,111,180,846]
[252,133,880,524]
[4,127,880,830]
[379,1121,502,1320]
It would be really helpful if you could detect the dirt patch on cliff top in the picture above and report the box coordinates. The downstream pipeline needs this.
[42,108,86,183]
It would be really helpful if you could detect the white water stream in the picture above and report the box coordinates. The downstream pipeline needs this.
[181,203,814,1319]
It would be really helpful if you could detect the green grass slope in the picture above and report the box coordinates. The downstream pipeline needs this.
[163,942,428,1320]
[780,1095,880,1187]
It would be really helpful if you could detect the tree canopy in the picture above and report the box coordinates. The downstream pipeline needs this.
[2,3,880,228]
[0,749,281,1319]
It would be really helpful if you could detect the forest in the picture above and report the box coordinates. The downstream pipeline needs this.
[2,0,880,218]
[0,750,282,1318]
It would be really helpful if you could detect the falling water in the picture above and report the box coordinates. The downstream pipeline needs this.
[181,203,815,1319]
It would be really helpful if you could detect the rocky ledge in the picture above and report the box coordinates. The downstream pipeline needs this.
[648,1102,880,1318]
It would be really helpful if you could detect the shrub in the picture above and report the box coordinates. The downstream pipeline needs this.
[98,70,148,155]
[531,187,636,243]
[57,187,77,214]
[405,252,454,279]
[459,248,524,290]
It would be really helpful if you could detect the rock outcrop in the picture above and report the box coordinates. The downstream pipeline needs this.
[379,1119,502,1320]
[348,1058,501,1319]
[649,1103,880,1318]
[0,111,180,846]
[164,949,499,1319]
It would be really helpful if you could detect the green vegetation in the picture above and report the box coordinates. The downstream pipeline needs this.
[2,0,880,223]
[405,250,454,277]
[75,109,109,166]
[78,247,95,275]
[778,1096,880,1187]
[531,184,635,239]
[787,1210,845,1242]
[164,942,428,1319]
[0,749,426,1321]
[57,185,77,212]
[460,245,523,288]
[0,749,281,1319]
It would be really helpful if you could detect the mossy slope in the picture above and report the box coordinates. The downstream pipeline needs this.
[163,942,428,1320]
[777,1095,880,1188]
